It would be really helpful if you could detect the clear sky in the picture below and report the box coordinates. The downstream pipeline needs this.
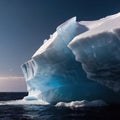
[0,0,120,92]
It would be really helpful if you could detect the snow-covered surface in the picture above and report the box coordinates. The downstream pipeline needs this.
[32,32,58,57]
[79,12,120,37]
[79,12,120,30]
[21,13,120,105]
[33,17,87,57]
[69,12,120,92]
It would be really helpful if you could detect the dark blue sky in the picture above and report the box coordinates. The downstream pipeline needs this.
[0,0,120,91]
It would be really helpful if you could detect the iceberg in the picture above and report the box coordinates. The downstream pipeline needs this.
[69,13,120,92]
[21,13,120,105]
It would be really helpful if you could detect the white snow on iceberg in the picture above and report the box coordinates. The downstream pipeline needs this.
[69,12,120,92]
[21,13,120,105]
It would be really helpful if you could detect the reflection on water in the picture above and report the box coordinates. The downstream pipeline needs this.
[0,93,120,120]
[0,105,120,120]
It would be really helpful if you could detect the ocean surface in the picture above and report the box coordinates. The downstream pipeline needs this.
[0,93,120,120]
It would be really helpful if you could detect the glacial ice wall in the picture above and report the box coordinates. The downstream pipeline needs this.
[22,13,120,104]
[69,13,120,92]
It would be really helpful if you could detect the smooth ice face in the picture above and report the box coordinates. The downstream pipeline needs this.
[69,13,120,92]
[22,17,94,103]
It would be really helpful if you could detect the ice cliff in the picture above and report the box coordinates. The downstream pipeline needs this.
[69,13,120,92]
[21,13,120,104]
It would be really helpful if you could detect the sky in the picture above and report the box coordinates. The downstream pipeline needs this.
[0,0,120,92]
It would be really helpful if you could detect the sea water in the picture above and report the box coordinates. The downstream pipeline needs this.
[0,93,120,120]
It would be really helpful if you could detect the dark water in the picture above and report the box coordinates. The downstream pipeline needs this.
[0,93,120,120]
[0,92,28,101]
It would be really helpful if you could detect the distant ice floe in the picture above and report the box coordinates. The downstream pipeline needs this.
[0,99,106,108]
[0,99,49,106]
[56,100,107,108]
